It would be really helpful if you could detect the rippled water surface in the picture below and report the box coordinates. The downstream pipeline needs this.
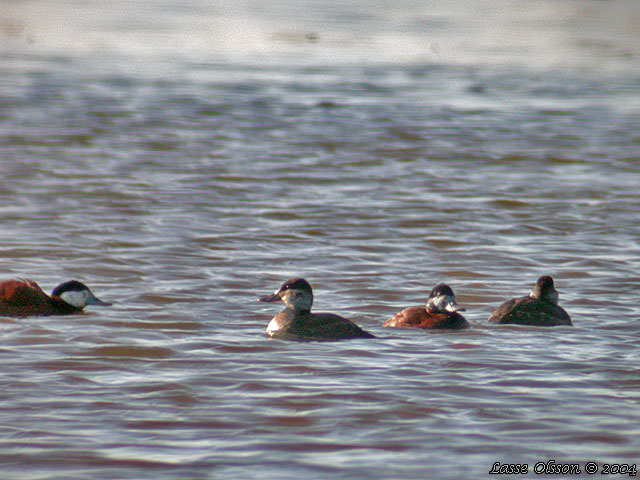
[2,1,640,479]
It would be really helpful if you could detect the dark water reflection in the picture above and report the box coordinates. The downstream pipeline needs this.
[2,1,640,479]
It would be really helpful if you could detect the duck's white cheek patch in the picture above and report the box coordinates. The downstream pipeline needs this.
[266,318,280,334]
[431,295,447,309]
[60,290,88,308]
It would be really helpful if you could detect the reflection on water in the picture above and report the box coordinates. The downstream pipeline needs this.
[1,1,640,479]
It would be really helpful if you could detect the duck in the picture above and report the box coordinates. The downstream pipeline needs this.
[0,278,112,317]
[257,277,375,341]
[383,283,469,330]
[488,275,572,326]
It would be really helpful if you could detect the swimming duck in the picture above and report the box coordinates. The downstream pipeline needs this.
[0,279,112,317]
[488,275,572,326]
[258,277,375,341]
[383,283,469,330]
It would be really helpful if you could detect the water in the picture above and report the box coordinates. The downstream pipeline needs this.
[1,1,640,479]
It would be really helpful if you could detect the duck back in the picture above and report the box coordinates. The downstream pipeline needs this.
[488,296,572,326]
[0,279,80,317]
[268,310,374,341]
[384,306,469,330]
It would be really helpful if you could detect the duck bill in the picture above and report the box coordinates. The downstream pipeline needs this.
[258,292,281,303]
[87,292,112,306]
[446,302,465,313]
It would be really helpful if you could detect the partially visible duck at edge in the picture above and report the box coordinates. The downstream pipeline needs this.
[0,278,112,317]
[383,283,469,330]
[258,277,375,341]
[488,275,572,327]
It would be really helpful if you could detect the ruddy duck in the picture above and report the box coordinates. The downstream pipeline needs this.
[0,279,112,317]
[383,283,469,330]
[258,277,375,341]
[488,275,572,326]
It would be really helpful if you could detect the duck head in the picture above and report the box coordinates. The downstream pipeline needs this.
[258,277,314,312]
[426,283,465,313]
[51,280,112,309]
[529,275,559,305]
